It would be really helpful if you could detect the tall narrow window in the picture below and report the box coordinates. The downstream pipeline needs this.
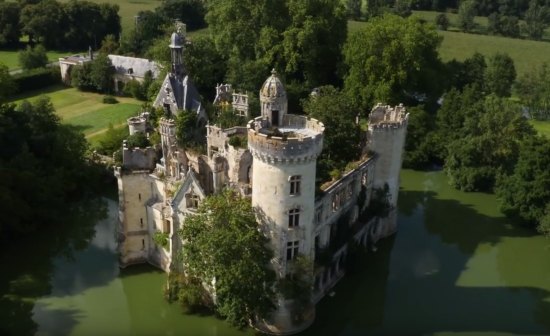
[138,193,141,201]
[289,175,301,195]
[141,239,145,250]
[286,241,299,261]
[140,218,143,228]
[288,208,300,228]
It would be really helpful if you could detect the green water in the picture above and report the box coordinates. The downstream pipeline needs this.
[2,170,550,335]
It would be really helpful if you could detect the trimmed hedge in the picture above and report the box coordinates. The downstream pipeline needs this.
[12,66,61,94]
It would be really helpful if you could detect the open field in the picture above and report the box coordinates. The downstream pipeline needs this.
[411,10,550,39]
[10,85,142,138]
[0,49,85,70]
[348,20,550,77]
[531,120,550,138]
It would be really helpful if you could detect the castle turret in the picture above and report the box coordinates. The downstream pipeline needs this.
[169,22,185,77]
[367,103,408,239]
[249,71,325,334]
[260,69,288,126]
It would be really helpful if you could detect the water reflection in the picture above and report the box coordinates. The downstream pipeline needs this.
[0,197,107,335]
[303,170,550,335]
[1,171,549,336]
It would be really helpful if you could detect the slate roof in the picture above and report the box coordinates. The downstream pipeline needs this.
[153,73,205,119]
[108,55,160,79]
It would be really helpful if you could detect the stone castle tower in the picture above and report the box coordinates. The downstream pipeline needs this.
[367,103,409,237]
[248,70,325,333]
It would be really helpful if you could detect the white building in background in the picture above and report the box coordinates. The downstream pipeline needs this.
[115,26,408,335]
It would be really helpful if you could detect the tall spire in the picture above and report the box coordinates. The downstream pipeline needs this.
[169,21,186,77]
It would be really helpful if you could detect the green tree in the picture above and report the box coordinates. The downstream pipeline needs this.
[302,86,362,181]
[435,13,450,30]
[126,132,150,148]
[0,64,16,103]
[89,53,114,93]
[522,0,549,40]
[99,34,119,54]
[515,62,550,120]
[18,45,48,70]
[0,97,93,237]
[183,36,226,100]
[538,204,550,238]
[457,0,476,32]
[180,189,276,327]
[496,135,550,228]
[175,110,198,147]
[485,52,516,97]
[343,14,443,110]
[96,123,128,155]
[445,96,535,192]
[346,0,362,19]
[155,0,206,31]
[20,0,64,48]
[402,105,439,169]
[0,2,21,46]
[281,0,347,87]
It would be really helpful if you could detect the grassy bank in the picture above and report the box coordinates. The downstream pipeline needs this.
[0,49,85,70]
[531,120,550,138]
[10,85,141,138]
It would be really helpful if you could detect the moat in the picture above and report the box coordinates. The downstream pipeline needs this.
[2,169,549,335]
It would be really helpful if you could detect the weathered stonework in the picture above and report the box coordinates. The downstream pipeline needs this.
[115,28,408,335]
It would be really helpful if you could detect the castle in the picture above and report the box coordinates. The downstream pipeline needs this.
[115,26,408,334]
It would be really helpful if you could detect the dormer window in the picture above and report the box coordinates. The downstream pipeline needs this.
[127,68,133,74]
[186,193,200,209]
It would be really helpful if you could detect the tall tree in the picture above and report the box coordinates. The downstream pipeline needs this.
[515,62,550,120]
[457,0,476,32]
[522,0,549,40]
[0,2,21,46]
[180,189,276,327]
[302,86,362,180]
[343,14,443,110]
[89,53,114,93]
[18,44,48,70]
[20,0,65,48]
[346,0,362,19]
[0,64,16,103]
[281,0,347,87]
[156,0,206,31]
[485,52,516,97]
[496,135,550,228]
[445,96,535,192]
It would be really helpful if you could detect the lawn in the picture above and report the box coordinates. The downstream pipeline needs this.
[348,19,550,77]
[56,0,162,33]
[531,120,550,138]
[11,85,142,138]
[0,49,85,70]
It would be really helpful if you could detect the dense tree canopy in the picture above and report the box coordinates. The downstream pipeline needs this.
[0,98,100,239]
[180,189,275,326]
[484,52,516,97]
[0,64,16,103]
[496,135,550,228]
[18,45,48,70]
[343,14,443,110]
[0,2,21,46]
[302,86,362,181]
[515,62,550,120]
[445,96,535,191]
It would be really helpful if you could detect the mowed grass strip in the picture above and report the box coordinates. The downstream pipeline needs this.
[11,85,141,137]
[347,20,550,77]
[56,0,162,33]
[531,120,550,138]
[0,50,86,70]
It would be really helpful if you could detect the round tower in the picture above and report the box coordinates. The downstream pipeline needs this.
[127,116,147,135]
[249,71,325,334]
[367,103,409,239]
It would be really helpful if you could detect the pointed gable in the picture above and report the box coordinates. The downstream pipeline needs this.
[171,169,206,214]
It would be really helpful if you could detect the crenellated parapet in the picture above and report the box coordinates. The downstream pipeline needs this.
[122,143,157,170]
[247,115,324,164]
[368,103,409,130]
